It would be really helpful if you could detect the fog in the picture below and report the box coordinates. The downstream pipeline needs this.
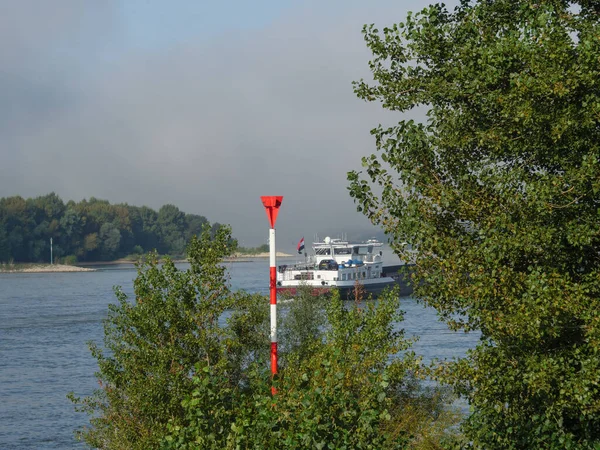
[0,0,457,251]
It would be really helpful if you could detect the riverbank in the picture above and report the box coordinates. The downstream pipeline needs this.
[231,252,293,258]
[0,264,97,273]
[1,252,295,273]
[74,252,295,266]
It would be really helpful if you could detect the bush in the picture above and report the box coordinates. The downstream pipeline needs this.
[70,226,457,449]
[69,225,268,449]
[164,287,458,449]
[62,254,78,265]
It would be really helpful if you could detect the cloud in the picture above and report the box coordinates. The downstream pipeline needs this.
[0,0,455,249]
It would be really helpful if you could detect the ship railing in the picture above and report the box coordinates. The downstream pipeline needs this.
[277,263,316,273]
[278,269,316,281]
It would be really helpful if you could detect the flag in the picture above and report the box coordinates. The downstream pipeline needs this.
[297,237,305,254]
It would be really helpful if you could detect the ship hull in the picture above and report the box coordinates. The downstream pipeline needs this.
[277,277,407,300]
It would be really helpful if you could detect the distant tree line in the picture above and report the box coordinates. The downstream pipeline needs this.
[236,244,269,255]
[0,193,221,263]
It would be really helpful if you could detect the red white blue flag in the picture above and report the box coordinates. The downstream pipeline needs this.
[297,237,305,254]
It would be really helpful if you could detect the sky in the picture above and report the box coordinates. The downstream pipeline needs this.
[0,0,459,252]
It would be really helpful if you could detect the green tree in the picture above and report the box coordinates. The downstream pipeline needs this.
[278,285,327,363]
[83,232,99,255]
[60,208,83,257]
[71,227,457,449]
[165,287,457,450]
[183,213,208,243]
[158,204,186,255]
[99,222,122,260]
[136,205,161,253]
[27,221,49,261]
[0,194,222,263]
[349,1,600,447]
[1,196,28,261]
[113,204,134,255]
[37,192,66,221]
[0,224,10,262]
[69,225,269,449]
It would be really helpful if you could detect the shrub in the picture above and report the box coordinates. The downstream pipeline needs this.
[62,254,78,265]
[71,226,457,449]
[164,287,458,449]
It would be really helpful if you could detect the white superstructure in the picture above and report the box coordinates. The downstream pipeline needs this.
[276,237,397,298]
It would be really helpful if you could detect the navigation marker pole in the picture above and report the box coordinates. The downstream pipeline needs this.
[260,196,283,394]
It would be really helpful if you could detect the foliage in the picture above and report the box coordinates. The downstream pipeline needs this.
[164,287,458,449]
[61,255,78,265]
[349,1,600,448]
[278,284,328,363]
[235,243,270,255]
[68,225,269,449]
[0,193,213,262]
[71,228,457,449]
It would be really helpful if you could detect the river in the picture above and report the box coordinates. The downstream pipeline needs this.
[0,258,478,449]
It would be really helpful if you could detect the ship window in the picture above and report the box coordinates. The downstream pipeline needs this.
[334,248,351,255]
[317,275,321,279]
[315,248,331,255]
[342,274,346,281]
[294,272,314,280]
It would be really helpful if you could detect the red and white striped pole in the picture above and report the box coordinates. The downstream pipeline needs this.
[260,196,283,393]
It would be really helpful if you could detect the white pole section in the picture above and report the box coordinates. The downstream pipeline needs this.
[269,227,277,381]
